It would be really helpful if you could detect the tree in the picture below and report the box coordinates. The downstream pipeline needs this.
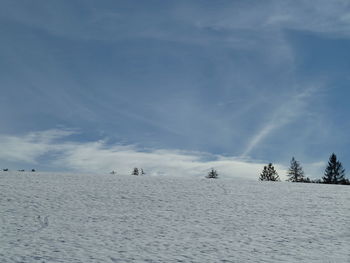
[342,178,350,185]
[322,153,346,184]
[259,163,280,181]
[132,167,139,176]
[206,168,219,179]
[286,157,305,182]
[141,168,145,175]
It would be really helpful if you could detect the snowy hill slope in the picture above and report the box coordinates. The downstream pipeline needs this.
[0,172,349,262]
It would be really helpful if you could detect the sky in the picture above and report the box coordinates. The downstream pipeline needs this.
[1,0,350,179]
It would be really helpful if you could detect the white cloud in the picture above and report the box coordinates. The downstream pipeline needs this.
[303,161,327,179]
[0,129,76,163]
[0,129,290,180]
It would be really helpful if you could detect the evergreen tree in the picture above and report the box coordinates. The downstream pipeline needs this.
[259,163,280,181]
[322,153,346,184]
[132,167,139,176]
[287,157,305,182]
[141,168,145,175]
[206,168,219,179]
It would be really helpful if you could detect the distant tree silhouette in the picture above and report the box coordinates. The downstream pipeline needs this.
[206,168,219,179]
[342,178,350,185]
[287,157,305,182]
[323,153,346,184]
[302,177,312,183]
[141,168,145,175]
[132,167,139,176]
[259,163,280,181]
[311,179,322,184]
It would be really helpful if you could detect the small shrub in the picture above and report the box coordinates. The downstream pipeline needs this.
[132,168,139,176]
[206,169,219,179]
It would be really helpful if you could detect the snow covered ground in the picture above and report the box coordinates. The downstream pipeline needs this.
[0,172,349,263]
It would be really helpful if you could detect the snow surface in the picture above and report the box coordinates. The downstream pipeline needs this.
[1,172,349,263]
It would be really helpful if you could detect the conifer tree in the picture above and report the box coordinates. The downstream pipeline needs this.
[322,153,346,184]
[132,167,139,176]
[206,168,219,179]
[259,163,280,181]
[287,157,305,182]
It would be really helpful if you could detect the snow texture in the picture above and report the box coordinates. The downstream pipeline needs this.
[1,172,349,262]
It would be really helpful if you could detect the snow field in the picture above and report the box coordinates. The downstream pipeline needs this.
[0,172,349,262]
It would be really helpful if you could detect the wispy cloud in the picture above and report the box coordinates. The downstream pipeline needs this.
[0,0,348,172]
[2,0,350,46]
[187,1,350,38]
[0,129,289,179]
[241,85,322,157]
[0,129,76,163]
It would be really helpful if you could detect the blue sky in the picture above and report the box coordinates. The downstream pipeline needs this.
[1,0,350,178]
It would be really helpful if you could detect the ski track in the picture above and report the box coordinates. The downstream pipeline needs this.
[0,172,349,263]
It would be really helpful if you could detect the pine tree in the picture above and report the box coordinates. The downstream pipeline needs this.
[206,168,219,179]
[322,153,346,184]
[259,163,280,181]
[141,169,145,175]
[287,157,305,182]
[132,167,139,176]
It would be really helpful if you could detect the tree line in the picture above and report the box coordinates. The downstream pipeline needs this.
[258,153,349,185]
[1,168,36,172]
[206,153,349,185]
[110,167,146,176]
